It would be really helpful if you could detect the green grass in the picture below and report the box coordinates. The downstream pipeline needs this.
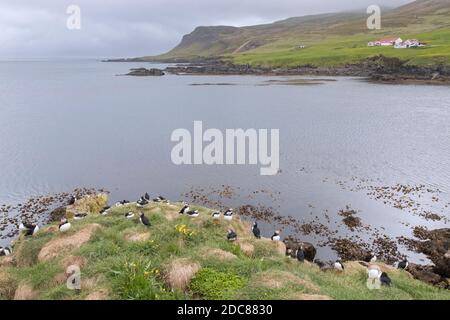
[232,28,450,67]
[1,201,449,300]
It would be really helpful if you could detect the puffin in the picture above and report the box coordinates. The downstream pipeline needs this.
[223,209,233,221]
[59,218,72,232]
[227,229,237,241]
[179,204,190,214]
[252,222,261,239]
[74,213,88,220]
[68,196,77,205]
[296,247,305,262]
[153,195,167,203]
[334,259,345,271]
[212,211,221,220]
[365,252,377,263]
[19,222,39,236]
[115,200,129,207]
[125,212,135,219]
[398,258,409,270]
[144,193,150,201]
[186,210,199,218]
[380,272,392,286]
[139,212,151,226]
[367,264,382,279]
[137,197,149,207]
[100,206,110,215]
[271,230,281,241]
[0,247,12,256]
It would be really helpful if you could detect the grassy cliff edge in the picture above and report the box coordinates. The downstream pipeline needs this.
[1,199,449,300]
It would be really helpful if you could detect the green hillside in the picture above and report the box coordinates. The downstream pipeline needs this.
[146,0,450,67]
[1,199,449,300]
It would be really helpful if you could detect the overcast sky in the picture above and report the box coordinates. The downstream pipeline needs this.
[0,0,413,59]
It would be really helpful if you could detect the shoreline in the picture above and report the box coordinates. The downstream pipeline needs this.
[107,55,450,85]
[1,189,448,289]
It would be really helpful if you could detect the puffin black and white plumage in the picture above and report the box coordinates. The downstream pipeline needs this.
[74,213,88,220]
[223,209,233,221]
[212,211,221,220]
[115,200,129,207]
[334,259,344,271]
[186,210,199,218]
[398,258,409,270]
[139,212,151,226]
[367,264,382,280]
[59,218,71,232]
[296,247,305,262]
[271,230,281,241]
[179,204,190,214]
[100,206,110,215]
[153,195,167,203]
[252,222,261,239]
[380,272,392,286]
[137,197,149,207]
[125,212,135,219]
[144,193,150,201]
[365,252,377,263]
[296,249,305,262]
[19,222,39,236]
[0,247,12,256]
[227,229,237,241]
[68,196,76,205]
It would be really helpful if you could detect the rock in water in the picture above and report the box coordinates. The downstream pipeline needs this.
[126,68,165,76]
[284,238,316,262]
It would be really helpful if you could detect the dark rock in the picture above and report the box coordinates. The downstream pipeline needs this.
[49,206,66,222]
[406,228,450,278]
[126,68,165,76]
[283,237,316,262]
[407,263,449,289]
[330,238,369,261]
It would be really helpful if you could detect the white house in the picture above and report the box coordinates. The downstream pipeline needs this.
[404,39,420,47]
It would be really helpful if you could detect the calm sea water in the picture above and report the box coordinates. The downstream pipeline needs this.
[0,59,449,260]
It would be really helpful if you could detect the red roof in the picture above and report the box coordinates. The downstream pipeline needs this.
[379,37,396,42]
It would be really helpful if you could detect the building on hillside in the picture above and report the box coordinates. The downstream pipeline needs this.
[404,39,420,47]
[368,37,426,49]
[379,37,397,46]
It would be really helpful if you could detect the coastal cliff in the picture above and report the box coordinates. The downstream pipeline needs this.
[1,197,448,300]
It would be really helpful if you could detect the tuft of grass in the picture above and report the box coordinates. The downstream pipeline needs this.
[190,268,246,300]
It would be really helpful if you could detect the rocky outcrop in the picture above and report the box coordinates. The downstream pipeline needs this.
[50,193,108,221]
[410,228,450,278]
[125,68,165,76]
[399,227,450,288]
[407,263,449,289]
[159,55,450,84]
[283,237,316,262]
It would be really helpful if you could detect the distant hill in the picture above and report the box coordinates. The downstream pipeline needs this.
[143,0,450,67]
